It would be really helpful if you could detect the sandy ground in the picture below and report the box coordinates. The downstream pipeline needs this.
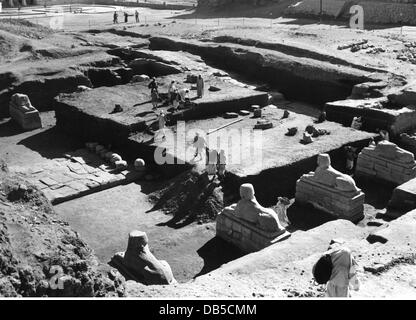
[356,264,416,298]
[53,182,244,282]
[0,112,82,169]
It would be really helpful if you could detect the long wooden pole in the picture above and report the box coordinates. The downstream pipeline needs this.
[207,117,244,135]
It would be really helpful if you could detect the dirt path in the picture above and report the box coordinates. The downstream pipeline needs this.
[54,182,242,282]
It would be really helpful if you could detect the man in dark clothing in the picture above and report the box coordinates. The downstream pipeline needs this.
[148,78,158,93]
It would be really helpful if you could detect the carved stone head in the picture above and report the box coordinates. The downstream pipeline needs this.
[240,183,255,201]
[126,230,148,253]
[317,153,331,169]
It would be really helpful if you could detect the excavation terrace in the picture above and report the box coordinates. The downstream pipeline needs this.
[1,6,416,298]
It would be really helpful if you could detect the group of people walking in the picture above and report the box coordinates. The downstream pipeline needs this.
[113,10,140,24]
[146,77,220,174]
[148,75,205,112]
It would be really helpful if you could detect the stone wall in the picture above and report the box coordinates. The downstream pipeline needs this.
[295,177,365,221]
[216,208,290,252]
[325,98,416,137]
[359,1,416,25]
[285,0,416,25]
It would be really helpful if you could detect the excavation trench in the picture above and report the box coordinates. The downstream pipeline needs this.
[9,40,388,284]
[148,36,379,105]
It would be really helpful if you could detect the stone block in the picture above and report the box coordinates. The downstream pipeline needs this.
[223,112,239,119]
[356,165,377,177]
[66,181,90,193]
[216,208,290,253]
[233,231,242,240]
[356,141,416,185]
[295,178,364,221]
[239,110,251,116]
[374,164,391,175]
[389,178,416,211]
[224,216,233,229]
[233,222,242,233]
[85,180,100,189]
[39,177,58,187]
[242,226,251,239]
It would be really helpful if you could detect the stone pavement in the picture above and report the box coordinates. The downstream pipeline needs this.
[9,148,142,204]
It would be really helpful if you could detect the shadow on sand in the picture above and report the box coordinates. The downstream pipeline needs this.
[0,119,23,138]
[194,236,245,278]
[17,127,83,160]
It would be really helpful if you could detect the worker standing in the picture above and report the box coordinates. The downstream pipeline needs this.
[196,75,204,98]
[193,132,207,161]
[148,77,158,94]
[151,88,159,110]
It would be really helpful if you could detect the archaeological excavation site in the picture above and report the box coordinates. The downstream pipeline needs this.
[0,0,416,301]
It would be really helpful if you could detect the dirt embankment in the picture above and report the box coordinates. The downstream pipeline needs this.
[149,169,224,225]
[0,20,134,119]
[0,160,125,297]
[0,19,52,64]
[149,36,380,104]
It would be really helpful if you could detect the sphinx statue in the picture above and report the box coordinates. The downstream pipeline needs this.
[305,154,359,193]
[10,94,36,112]
[9,93,42,130]
[372,140,414,163]
[227,183,286,233]
[111,231,176,285]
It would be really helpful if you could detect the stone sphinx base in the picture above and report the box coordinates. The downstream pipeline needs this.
[9,102,42,131]
[356,143,416,185]
[216,208,291,253]
[295,177,365,222]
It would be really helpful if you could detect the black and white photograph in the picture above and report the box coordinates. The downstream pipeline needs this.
[0,0,415,311]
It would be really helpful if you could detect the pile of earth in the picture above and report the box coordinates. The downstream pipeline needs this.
[0,19,53,64]
[149,169,224,224]
[0,160,125,297]
[0,18,52,39]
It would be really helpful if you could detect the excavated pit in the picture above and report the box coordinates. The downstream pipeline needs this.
[53,47,381,206]
[3,39,404,285]
[148,36,380,105]
[0,52,122,118]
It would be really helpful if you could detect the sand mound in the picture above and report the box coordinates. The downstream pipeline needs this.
[149,169,224,224]
[0,162,125,297]
[0,19,52,39]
